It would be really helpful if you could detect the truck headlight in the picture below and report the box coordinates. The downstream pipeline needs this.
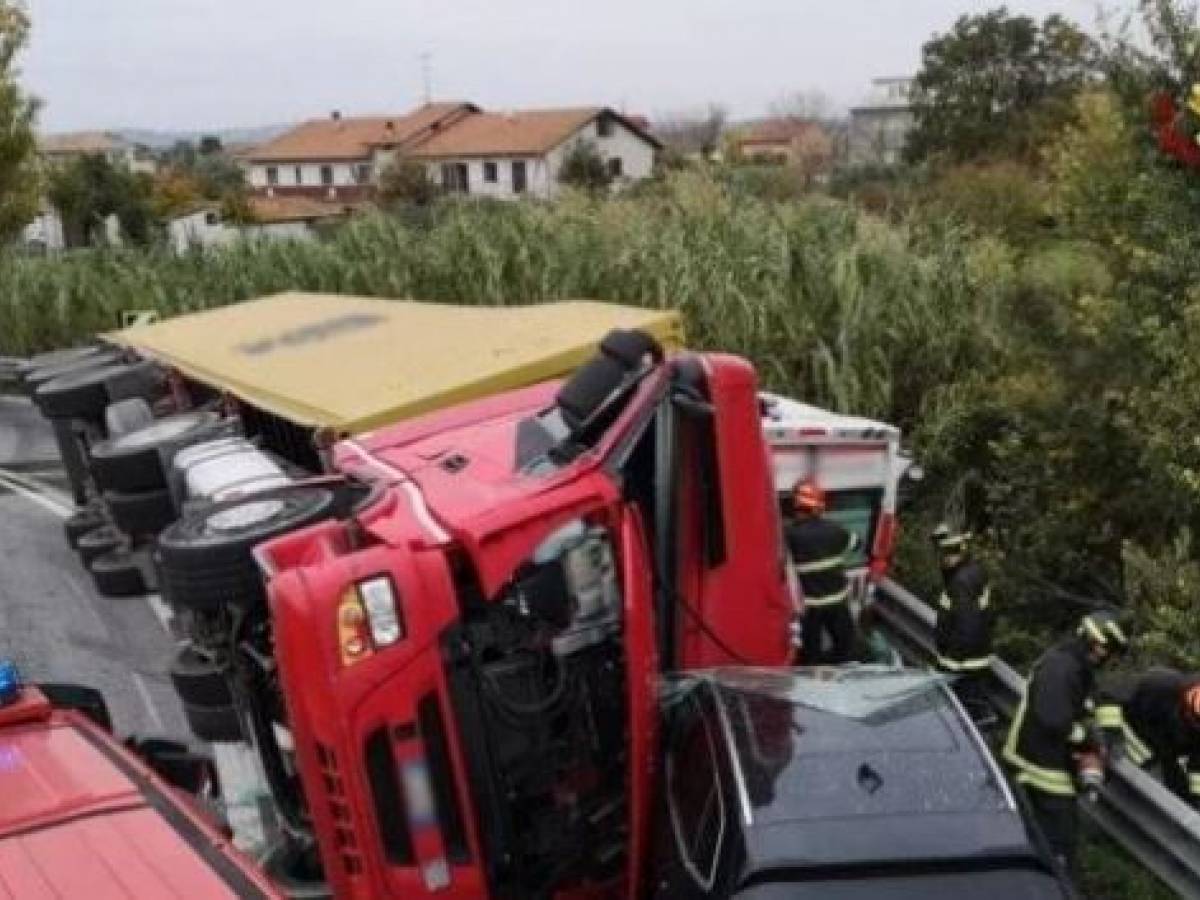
[358,576,404,647]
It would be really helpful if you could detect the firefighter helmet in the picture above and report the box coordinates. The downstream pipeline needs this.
[931,522,971,551]
[1078,610,1129,654]
[792,480,825,514]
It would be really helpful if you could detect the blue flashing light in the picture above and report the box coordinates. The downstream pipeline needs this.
[0,660,22,707]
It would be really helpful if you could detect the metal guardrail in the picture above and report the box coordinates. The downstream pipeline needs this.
[874,578,1200,899]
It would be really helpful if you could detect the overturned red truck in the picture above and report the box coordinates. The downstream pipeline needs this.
[6,296,915,898]
[160,328,792,897]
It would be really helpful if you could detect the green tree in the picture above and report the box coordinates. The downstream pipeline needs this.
[378,157,438,207]
[906,8,1099,165]
[47,154,155,247]
[0,2,41,242]
[558,140,612,193]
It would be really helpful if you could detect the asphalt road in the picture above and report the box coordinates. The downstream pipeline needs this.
[0,395,189,738]
[0,391,270,850]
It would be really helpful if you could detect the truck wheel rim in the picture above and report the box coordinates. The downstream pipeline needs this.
[206,500,285,533]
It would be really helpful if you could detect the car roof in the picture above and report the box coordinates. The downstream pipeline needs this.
[702,671,1042,872]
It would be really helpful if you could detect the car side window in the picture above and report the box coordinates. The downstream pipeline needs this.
[667,689,726,891]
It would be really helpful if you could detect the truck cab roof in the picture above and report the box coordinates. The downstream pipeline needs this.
[0,690,277,900]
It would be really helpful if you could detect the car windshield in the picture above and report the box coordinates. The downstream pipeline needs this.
[662,665,951,721]
[662,666,1014,828]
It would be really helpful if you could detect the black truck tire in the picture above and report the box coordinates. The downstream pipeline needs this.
[105,487,177,536]
[168,644,234,707]
[182,702,244,743]
[22,351,124,396]
[89,549,147,597]
[77,525,123,566]
[64,508,106,546]
[157,489,335,612]
[89,411,223,492]
[35,361,161,421]
[18,346,106,375]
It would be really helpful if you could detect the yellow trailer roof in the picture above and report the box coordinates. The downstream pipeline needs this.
[106,292,684,434]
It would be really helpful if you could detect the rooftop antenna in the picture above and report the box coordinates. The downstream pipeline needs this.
[420,52,433,103]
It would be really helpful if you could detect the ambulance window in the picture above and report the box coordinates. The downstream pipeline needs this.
[823,488,882,567]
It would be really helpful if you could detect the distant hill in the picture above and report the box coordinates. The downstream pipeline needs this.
[116,124,293,151]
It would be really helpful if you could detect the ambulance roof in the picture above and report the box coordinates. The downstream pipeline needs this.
[760,392,898,441]
[106,292,683,434]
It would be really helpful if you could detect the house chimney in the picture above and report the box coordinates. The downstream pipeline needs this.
[331,110,342,121]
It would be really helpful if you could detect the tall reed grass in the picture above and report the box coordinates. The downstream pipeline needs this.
[0,174,1013,426]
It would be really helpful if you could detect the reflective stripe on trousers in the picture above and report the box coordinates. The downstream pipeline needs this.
[1003,689,1077,797]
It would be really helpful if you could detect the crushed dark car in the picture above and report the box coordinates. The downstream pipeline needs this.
[652,667,1072,899]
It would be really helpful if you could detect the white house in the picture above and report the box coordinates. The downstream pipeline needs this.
[408,107,659,199]
[849,77,916,167]
[22,205,65,252]
[246,103,659,202]
[167,197,354,254]
[245,103,478,201]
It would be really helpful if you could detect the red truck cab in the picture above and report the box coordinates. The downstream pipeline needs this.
[0,686,278,899]
[255,339,792,898]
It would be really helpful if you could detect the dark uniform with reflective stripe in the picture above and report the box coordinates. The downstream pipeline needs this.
[786,517,859,665]
[1003,636,1098,868]
[1097,669,1200,806]
[934,557,993,673]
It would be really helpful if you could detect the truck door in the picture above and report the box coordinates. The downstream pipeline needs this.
[668,358,792,669]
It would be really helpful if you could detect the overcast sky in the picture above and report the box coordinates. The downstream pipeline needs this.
[24,0,1108,133]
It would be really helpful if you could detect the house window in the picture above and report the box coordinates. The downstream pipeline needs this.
[512,160,527,194]
[204,211,219,226]
[354,164,371,185]
[483,161,498,183]
[266,166,279,186]
[606,157,623,179]
[294,166,303,185]
[320,165,334,186]
[441,162,469,194]
[597,115,614,138]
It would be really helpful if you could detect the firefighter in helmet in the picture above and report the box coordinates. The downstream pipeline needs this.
[1096,668,1200,807]
[785,479,860,665]
[931,524,994,710]
[1003,610,1129,872]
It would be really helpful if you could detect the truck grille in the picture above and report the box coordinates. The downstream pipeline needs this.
[315,741,364,875]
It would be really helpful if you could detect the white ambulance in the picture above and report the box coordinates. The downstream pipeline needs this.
[761,393,919,612]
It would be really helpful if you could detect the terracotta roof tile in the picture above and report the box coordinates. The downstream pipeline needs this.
[40,131,125,155]
[248,196,351,223]
[249,103,477,162]
[739,119,823,145]
[410,107,603,158]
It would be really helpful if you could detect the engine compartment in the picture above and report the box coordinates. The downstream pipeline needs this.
[443,521,629,898]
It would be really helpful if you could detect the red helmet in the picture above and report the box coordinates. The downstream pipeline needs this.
[792,480,825,513]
